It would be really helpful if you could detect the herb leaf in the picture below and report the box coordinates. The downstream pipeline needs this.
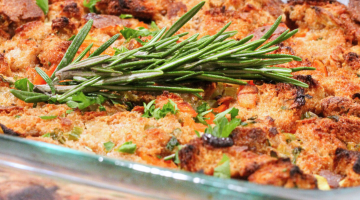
[36,0,49,15]
[205,108,241,138]
[213,107,239,124]
[174,145,183,164]
[166,136,179,151]
[120,14,133,19]
[15,78,34,92]
[150,21,160,32]
[327,115,340,122]
[292,147,302,164]
[214,154,231,179]
[104,141,115,151]
[142,99,179,120]
[83,0,101,13]
[39,115,57,120]
[42,133,51,138]
[195,103,212,125]
[68,126,82,141]
[66,92,107,110]
[118,141,137,154]
[196,102,210,113]
[142,100,155,118]
[120,27,159,42]
[114,46,129,56]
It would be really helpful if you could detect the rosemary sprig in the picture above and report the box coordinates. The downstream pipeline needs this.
[10,1,316,111]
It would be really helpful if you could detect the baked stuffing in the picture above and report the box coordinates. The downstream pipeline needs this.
[1,0,360,189]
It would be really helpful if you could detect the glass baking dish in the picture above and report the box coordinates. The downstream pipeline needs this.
[0,134,358,200]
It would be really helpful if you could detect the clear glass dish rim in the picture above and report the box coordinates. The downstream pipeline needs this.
[0,134,358,200]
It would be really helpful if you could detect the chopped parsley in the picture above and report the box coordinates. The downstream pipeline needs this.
[142,99,179,120]
[14,78,34,92]
[66,109,73,114]
[195,130,201,138]
[85,146,93,152]
[49,129,66,144]
[164,154,175,161]
[166,136,179,151]
[15,115,21,119]
[42,133,50,138]
[118,141,137,154]
[213,154,231,179]
[292,147,302,164]
[301,111,318,119]
[120,26,159,42]
[194,103,212,125]
[68,126,82,141]
[280,106,288,110]
[113,46,129,56]
[83,0,101,13]
[66,92,107,111]
[204,108,241,138]
[174,146,182,164]
[36,0,49,15]
[120,14,133,19]
[39,115,57,120]
[150,21,160,32]
[327,115,340,122]
[104,141,115,151]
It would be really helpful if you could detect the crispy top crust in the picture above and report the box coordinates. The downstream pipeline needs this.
[0,0,44,23]
[82,13,132,28]
[2,0,360,190]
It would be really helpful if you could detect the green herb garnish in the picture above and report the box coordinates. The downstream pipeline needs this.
[174,146,182,164]
[66,92,106,110]
[66,110,73,114]
[194,103,212,125]
[214,154,231,179]
[292,147,302,164]
[114,46,129,56]
[142,99,179,120]
[68,126,83,141]
[204,108,241,138]
[301,111,318,119]
[39,115,57,120]
[85,146,93,152]
[166,136,179,151]
[15,115,21,119]
[42,133,51,138]
[36,0,48,15]
[14,78,34,92]
[83,0,101,13]
[104,141,115,151]
[120,14,133,19]
[327,115,340,122]
[195,130,201,138]
[120,27,158,42]
[164,154,175,161]
[118,141,137,154]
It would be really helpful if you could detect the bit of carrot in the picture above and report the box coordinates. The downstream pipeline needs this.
[177,102,197,117]
[139,153,177,168]
[204,112,215,125]
[204,82,217,100]
[132,106,145,114]
[212,96,235,113]
[33,64,57,85]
